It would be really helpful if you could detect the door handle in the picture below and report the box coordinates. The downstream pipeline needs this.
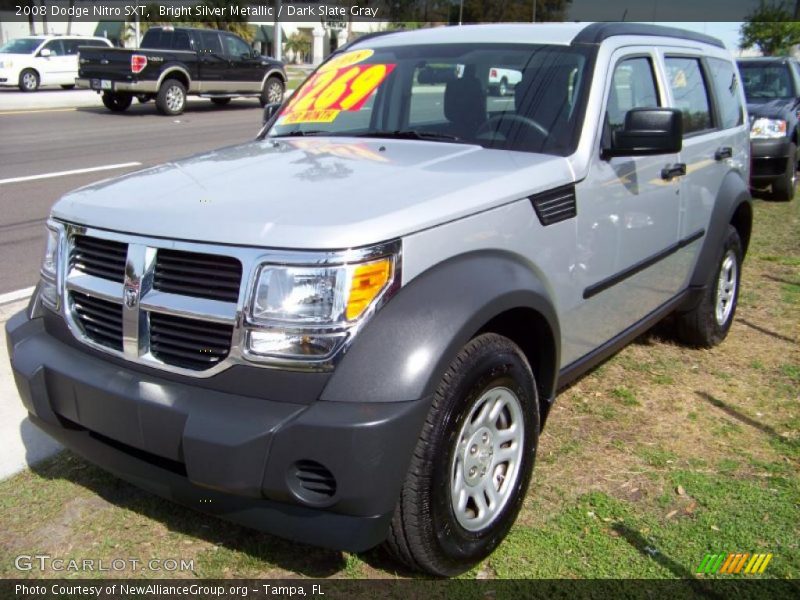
[715,146,733,161]
[661,163,687,181]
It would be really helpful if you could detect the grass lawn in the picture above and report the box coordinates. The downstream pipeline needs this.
[0,197,797,580]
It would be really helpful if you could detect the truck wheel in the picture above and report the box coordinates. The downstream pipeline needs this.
[101,92,133,112]
[211,97,231,106]
[18,69,39,92]
[771,143,797,202]
[675,225,743,348]
[260,76,285,107]
[384,333,539,576]
[156,79,187,116]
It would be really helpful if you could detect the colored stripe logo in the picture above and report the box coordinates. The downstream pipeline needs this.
[697,553,773,574]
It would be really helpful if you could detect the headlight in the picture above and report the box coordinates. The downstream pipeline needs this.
[750,118,787,139]
[39,221,63,309]
[244,245,398,365]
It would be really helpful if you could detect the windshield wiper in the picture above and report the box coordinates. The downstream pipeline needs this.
[270,130,330,138]
[353,130,464,143]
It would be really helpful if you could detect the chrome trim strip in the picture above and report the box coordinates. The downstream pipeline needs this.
[139,290,236,325]
[55,221,401,377]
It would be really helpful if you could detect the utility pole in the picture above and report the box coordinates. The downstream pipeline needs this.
[274,0,282,61]
[459,0,463,26]
[134,0,141,47]
[532,0,536,22]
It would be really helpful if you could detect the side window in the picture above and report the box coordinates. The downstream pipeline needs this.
[606,57,660,132]
[172,31,191,51]
[223,34,250,57]
[199,31,223,55]
[707,58,744,129]
[62,40,81,55]
[665,57,713,135]
[42,40,65,56]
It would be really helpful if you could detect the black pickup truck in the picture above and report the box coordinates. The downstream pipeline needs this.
[737,56,800,201]
[76,26,286,116]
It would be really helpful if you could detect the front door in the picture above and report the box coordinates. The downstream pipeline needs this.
[221,33,262,92]
[564,49,683,364]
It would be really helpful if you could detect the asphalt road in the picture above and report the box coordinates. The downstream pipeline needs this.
[0,97,266,294]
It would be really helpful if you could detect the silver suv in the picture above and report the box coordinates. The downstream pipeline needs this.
[7,23,752,576]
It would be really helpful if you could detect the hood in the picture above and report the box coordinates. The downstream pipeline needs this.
[746,97,798,119]
[52,137,573,249]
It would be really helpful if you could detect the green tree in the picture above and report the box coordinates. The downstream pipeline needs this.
[284,31,311,64]
[740,0,800,55]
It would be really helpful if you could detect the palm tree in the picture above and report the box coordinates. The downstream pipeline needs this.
[284,31,311,64]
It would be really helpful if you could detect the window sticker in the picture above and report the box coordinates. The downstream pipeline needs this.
[280,53,396,125]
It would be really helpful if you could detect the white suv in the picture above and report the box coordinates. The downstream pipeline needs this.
[0,35,113,92]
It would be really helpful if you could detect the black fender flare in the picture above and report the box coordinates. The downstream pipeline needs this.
[687,170,752,292]
[320,250,561,406]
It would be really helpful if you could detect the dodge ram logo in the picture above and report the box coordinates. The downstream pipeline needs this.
[123,282,139,308]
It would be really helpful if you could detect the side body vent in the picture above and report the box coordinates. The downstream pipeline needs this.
[529,184,577,226]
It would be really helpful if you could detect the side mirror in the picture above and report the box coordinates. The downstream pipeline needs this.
[39,48,51,58]
[262,102,281,125]
[603,108,682,159]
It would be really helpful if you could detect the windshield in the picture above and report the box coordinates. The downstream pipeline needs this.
[268,43,593,155]
[739,64,795,100]
[0,38,44,54]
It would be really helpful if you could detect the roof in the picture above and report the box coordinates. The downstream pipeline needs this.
[357,22,724,49]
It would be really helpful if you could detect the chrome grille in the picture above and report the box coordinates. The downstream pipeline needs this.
[154,249,242,302]
[70,235,127,282]
[70,291,123,351]
[150,312,233,370]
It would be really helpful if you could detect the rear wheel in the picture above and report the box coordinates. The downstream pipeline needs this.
[211,97,232,106]
[771,143,797,202]
[156,79,187,116]
[260,76,285,107]
[101,92,132,112]
[675,225,743,347]
[18,69,39,92]
[384,333,539,576]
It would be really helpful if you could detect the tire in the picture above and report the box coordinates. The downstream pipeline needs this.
[101,92,133,112]
[211,97,231,106]
[771,143,797,202]
[384,333,539,576]
[675,225,743,347]
[156,79,187,116]
[260,75,285,107]
[18,69,39,92]
[60,84,76,90]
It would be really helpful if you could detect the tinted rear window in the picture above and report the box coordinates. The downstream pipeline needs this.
[739,63,795,100]
[708,58,744,129]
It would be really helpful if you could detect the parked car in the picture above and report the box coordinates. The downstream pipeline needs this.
[488,66,522,96]
[737,56,800,201]
[8,23,752,576]
[76,26,286,115]
[0,35,112,92]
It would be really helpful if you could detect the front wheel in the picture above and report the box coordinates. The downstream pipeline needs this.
[19,69,39,92]
[260,76,285,107]
[156,79,187,116]
[101,92,132,112]
[384,333,539,576]
[675,225,743,347]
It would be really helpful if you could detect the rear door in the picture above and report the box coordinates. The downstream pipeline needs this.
[196,30,227,91]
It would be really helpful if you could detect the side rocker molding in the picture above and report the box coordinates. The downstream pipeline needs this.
[320,251,560,405]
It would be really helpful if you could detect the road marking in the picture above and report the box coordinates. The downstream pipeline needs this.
[0,162,142,185]
[0,286,35,306]
[0,107,78,116]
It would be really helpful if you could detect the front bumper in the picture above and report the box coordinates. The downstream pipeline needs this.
[750,138,794,181]
[76,77,158,94]
[6,308,430,552]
